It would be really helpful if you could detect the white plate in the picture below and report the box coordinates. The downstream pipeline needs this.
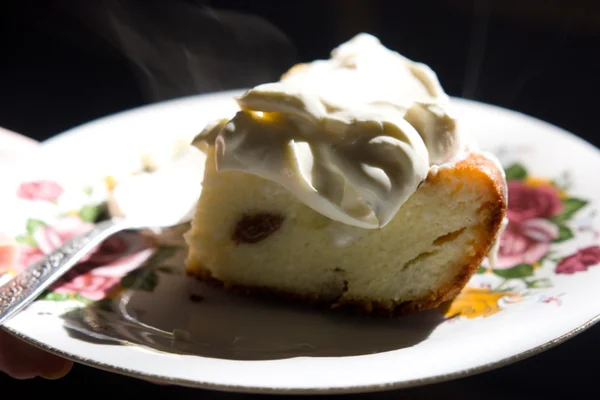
[1,90,600,394]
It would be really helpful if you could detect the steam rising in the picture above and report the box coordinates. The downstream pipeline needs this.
[61,0,297,101]
[462,0,492,99]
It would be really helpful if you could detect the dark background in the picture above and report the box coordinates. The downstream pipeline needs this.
[1,0,599,397]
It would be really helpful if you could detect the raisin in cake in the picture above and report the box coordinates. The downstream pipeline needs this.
[183,33,507,315]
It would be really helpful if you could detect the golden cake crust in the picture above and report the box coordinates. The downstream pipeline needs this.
[185,152,507,316]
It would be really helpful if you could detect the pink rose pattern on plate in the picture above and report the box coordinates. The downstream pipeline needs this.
[443,161,598,319]
[4,180,157,304]
[1,164,599,318]
[505,181,564,223]
[555,246,600,274]
[16,180,64,202]
[468,162,600,314]
[492,218,559,269]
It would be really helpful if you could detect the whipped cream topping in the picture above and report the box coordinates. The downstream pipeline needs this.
[193,33,468,229]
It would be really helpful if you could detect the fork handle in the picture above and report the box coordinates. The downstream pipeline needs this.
[0,217,130,326]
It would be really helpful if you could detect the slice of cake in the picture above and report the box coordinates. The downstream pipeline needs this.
[183,33,507,315]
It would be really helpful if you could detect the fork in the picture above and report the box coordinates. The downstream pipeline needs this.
[0,147,205,326]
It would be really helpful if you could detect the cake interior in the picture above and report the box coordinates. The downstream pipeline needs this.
[185,147,503,312]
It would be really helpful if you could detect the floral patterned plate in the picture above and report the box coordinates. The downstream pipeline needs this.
[1,91,600,394]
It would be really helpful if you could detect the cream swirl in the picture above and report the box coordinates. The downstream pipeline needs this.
[192,33,466,229]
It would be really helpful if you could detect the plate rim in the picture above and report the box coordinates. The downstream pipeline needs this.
[3,314,599,394]
[2,91,600,394]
